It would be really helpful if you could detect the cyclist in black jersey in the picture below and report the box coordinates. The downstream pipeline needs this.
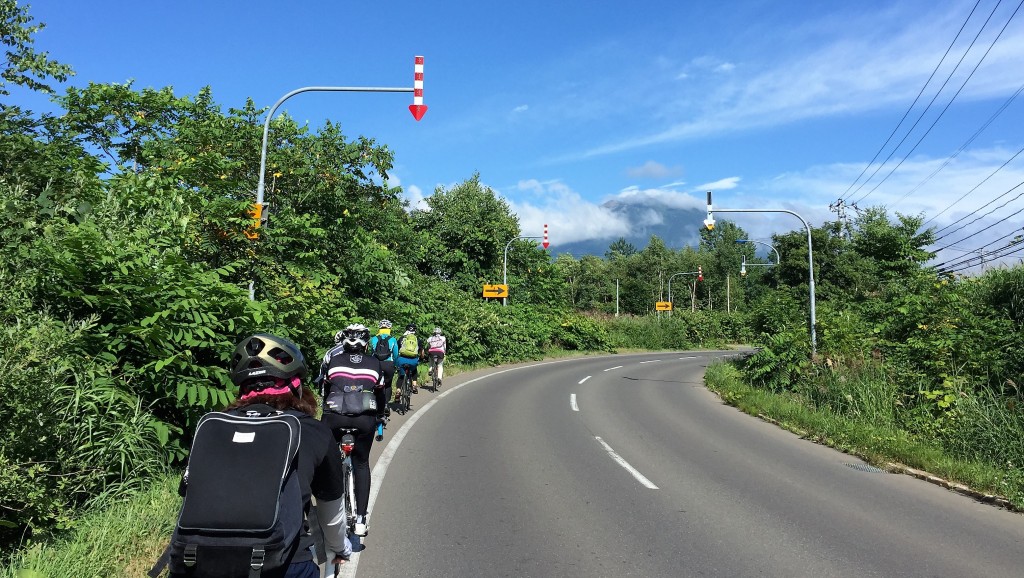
[318,323,384,538]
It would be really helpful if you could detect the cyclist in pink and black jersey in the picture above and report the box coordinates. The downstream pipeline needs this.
[426,327,448,385]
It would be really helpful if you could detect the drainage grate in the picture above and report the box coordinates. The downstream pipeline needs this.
[844,463,886,473]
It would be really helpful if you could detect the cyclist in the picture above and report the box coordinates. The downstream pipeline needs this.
[426,326,448,388]
[395,323,422,397]
[318,323,384,538]
[221,334,352,574]
[368,319,399,414]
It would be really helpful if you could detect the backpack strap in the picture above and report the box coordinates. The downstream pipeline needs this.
[250,547,265,578]
[147,542,171,577]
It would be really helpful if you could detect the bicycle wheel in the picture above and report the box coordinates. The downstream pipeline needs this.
[343,457,356,534]
[401,371,412,413]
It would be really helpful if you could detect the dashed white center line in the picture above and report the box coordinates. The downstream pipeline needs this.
[578,375,591,384]
[639,359,660,364]
[570,393,579,411]
[595,436,659,489]
[679,356,697,359]
[604,365,623,372]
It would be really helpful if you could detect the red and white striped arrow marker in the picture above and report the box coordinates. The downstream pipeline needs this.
[542,223,549,249]
[409,56,428,121]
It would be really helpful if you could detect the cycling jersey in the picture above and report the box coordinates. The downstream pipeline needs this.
[426,334,447,354]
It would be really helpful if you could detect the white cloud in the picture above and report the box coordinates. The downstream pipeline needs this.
[567,7,1024,159]
[694,177,741,193]
[739,146,1024,269]
[610,186,707,210]
[403,184,428,211]
[509,180,631,244]
[512,104,529,113]
[626,160,682,179]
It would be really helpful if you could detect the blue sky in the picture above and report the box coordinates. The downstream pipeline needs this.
[14,0,1024,270]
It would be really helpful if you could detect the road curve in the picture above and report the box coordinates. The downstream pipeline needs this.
[336,352,1023,578]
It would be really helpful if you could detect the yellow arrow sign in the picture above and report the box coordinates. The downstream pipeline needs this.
[655,301,673,311]
[483,284,509,298]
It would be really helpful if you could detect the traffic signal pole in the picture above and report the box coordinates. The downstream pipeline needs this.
[705,191,817,355]
[249,57,427,300]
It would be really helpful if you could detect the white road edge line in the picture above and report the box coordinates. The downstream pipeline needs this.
[679,356,697,359]
[595,436,659,490]
[578,375,591,384]
[570,393,579,411]
[604,365,623,372]
[346,356,602,577]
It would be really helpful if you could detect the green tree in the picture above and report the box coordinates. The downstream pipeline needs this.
[0,0,73,97]
[411,173,520,292]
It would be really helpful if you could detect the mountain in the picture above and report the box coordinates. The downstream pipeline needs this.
[552,200,706,258]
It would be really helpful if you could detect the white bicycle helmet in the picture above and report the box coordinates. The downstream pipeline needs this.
[433,327,442,335]
[379,319,393,329]
[340,323,370,352]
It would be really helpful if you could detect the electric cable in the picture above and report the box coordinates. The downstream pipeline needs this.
[932,179,1024,242]
[893,81,1024,212]
[845,0,1005,204]
[852,0,1023,205]
[837,0,982,202]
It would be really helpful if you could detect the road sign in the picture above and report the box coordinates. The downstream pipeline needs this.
[483,284,509,298]
[543,223,549,249]
[656,301,672,311]
[409,56,428,121]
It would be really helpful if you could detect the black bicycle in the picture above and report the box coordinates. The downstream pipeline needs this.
[336,428,359,536]
[428,353,443,391]
[396,365,413,414]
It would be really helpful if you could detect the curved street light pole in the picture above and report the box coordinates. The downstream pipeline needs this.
[249,85,415,300]
[736,239,781,265]
[713,207,816,354]
[503,236,541,306]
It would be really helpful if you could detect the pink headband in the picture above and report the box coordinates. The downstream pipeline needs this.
[240,376,302,400]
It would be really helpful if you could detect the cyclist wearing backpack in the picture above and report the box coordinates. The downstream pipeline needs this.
[426,326,448,387]
[162,333,351,578]
[318,323,384,538]
[368,319,399,413]
[395,323,422,396]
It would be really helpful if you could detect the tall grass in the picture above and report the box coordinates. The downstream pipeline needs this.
[1,474,180,578]
[704,361,1024,509]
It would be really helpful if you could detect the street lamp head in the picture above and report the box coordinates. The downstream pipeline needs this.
[703,215,715,231]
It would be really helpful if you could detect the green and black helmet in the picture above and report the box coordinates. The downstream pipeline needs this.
[230,333,308,388]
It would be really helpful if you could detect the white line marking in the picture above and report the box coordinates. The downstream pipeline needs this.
[347,356,608,577]
[639,359,660,364]
[570,394,579,411]
[578,375,591,384]
[604,365,623,372]
[595,436,659,489]
[679,356,697,359]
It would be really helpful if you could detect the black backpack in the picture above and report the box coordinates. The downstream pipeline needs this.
[163,406,304,578]
[372,335,392,361]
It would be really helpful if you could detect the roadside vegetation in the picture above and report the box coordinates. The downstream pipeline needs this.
[2,2,1021,575]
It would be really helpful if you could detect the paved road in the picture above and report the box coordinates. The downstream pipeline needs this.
[331,352,1024,577]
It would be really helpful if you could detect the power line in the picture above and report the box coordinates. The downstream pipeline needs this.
[932,179,1024,242]
[924,144,1024,232]
[852,0,1023,205]
[845,0,1005,204]
[938,232,1024,272]
[931,190,1024,251]
[836,0,983,203]
[893,81,1024,212]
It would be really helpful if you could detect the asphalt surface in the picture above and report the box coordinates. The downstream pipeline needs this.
[326,352,1024,578]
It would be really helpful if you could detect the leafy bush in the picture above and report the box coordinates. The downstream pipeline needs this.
[553,312,612,351]
[742,329,811,392]
[0,309,166,548]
